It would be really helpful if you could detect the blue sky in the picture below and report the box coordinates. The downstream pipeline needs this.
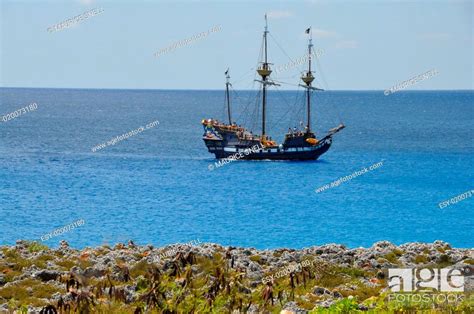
[1,0,472,90]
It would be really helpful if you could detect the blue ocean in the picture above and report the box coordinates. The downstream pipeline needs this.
[0,88,473,249]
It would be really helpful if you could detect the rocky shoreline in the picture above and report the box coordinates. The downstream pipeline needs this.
[0,240,472,313]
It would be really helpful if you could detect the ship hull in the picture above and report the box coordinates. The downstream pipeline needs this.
[204,136,332,161]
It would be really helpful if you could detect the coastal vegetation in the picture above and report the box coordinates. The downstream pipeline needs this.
[0,240,472,313]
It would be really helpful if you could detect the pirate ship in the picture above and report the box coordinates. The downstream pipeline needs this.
[202,16,344,160]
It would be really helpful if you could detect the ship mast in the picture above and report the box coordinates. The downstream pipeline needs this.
[301,27,315,133]
[257,14,272,139]
[225,69,232,125]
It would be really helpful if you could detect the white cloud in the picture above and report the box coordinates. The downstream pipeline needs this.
[312,28,337,38]
[267,10,293,19]
[420,32,450,40]
[78,0,95,5]
[335,40,358,49]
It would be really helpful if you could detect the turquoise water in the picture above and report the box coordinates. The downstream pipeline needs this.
[0,88,473,249]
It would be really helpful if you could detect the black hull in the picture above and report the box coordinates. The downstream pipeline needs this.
[204,137,332,161]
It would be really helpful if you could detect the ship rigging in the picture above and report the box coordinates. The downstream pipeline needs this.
[202,15,345,161]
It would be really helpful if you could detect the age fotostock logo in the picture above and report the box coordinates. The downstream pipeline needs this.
[388,268,465,292]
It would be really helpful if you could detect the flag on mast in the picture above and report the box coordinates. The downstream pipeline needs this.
[305,27,311,34]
